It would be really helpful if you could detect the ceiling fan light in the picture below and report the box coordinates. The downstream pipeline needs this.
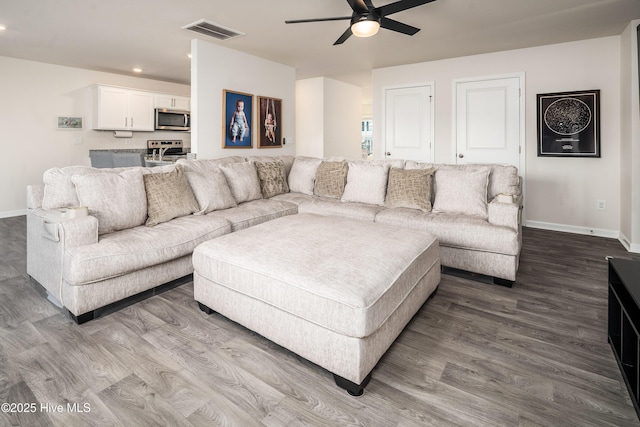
[351,19,380,38]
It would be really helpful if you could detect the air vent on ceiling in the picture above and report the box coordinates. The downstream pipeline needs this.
[182,19,245,41]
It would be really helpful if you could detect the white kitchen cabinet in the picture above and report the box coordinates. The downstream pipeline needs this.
[154,93,190,111]
[92,86,155,131]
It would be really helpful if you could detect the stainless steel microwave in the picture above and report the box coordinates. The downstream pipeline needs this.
[155,109,190,131]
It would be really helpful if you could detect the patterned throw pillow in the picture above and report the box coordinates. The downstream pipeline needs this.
[314,161,348,199]
[254,160,289,198]
[143,165,200,226]
[384,167,435,212]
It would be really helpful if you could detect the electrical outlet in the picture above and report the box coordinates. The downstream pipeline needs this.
[597,199,606,210]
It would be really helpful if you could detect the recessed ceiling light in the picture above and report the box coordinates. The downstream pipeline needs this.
[0,25,6,31]
[133,68,143,73]
[187,53,192,59]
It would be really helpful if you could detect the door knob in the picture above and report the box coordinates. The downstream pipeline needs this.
[458,153,464,158]
[386,152,391,156]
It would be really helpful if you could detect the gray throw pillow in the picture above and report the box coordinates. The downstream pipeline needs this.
[144,165,200,226]
[314,160,348,199]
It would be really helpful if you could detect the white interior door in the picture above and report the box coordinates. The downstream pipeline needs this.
[455,75,523,169]
[384,84,433,162]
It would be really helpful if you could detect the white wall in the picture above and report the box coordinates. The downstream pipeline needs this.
[373,36,622,237]
[619,20,640,252]
[191,39,296,159]
[0,55,190,217]
[296,78,325,158]
[295,77,362,159]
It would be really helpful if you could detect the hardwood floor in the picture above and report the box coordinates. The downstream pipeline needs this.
[1,214,640,426]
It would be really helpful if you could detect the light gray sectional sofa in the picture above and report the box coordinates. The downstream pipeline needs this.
[26,154,522,323]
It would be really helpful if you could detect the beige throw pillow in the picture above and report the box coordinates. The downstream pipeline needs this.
[72,169,147,235]
[432,168,490,218]
[219,161,263,203]
[384,167,435,212]
[186,169,237,215]
[254,160,289,198]
[144,165,199,226]
[314,160,348,199]
[341,161,390,206]
[288,156,322,195]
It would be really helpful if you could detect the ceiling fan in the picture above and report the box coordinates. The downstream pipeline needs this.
[285,0,437,45]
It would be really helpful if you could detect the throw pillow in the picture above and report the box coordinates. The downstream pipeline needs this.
[219,161,263,203]
[72,169,147,235]
[314,160,349,199]
[143,165,200,226]
[254,160,290,198]
[186,169,237,215]
[432,168,490,218]
[341,161,391,206]
[288,156,322,195]
[384,167,435,212]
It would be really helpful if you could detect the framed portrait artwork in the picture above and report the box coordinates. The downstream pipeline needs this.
[257,96,282,148]
[222,90,253,148]
[537,90,600,157]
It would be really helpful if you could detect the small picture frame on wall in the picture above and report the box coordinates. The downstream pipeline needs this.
[537,90,600,157]
[257,96,282,148]
[56,116,83,130]
[222,90,253,148]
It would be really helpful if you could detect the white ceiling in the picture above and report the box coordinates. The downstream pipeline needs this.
[1,0,639,88]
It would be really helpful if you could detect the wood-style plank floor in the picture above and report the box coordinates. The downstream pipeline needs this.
[1,214,640,426]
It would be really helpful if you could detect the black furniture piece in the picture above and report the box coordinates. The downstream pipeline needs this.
[608,258,640,419]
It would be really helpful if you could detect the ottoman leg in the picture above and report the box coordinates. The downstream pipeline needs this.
[333,372,372,396]
[198,302,215,315]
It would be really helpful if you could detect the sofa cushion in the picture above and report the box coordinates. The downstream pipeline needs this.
[72,169,147,235]
[176,156,245,173]
[375,208,519,255]
[64,215,232,286]
[385,167,435,212]
[186,169,237,215]
[341,161,390,206]
[219,162,263,204]
[298,197,384,222]
[288,156,322,195]
[433,168,490,218]
[207,198,297,231]
[144,165,200,226]
[314,160,348,199]
[255,160,290,198]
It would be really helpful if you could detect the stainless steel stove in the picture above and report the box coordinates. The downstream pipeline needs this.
[147,140,185,156]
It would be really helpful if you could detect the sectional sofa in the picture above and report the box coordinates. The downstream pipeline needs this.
[26,154,522,324]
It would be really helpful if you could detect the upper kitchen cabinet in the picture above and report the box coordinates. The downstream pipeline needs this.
[91,85,155,131]
[154,93,190,111]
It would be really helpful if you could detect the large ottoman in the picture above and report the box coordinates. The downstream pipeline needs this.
[193,213,440,395]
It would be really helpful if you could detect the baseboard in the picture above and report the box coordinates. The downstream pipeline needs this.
[619,232,640,254]
[0,209,26,219]
[525,220,619,239]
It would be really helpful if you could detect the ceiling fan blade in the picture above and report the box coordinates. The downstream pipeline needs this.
[333,27,353,45]
[377,0,437,17]
[347,0,369,13]
[285,16,351,24]
[380,17,420,36]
